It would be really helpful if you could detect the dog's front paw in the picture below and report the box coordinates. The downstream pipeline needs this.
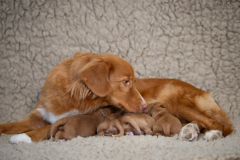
[10,133,32,144]
[204,130,222,142]
[179,123,199,141]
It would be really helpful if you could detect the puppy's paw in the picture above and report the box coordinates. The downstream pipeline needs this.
[126,132,134,136]
[144,130,153,135]
[179,123,199,141]
[204,130,222,142]
[10,133,32,144]
[153,132,163,136]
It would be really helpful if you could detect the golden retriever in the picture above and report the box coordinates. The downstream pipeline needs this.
[0,52,147,143]
[136,78,233,141]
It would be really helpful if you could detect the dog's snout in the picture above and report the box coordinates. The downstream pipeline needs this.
[141,102,147,110]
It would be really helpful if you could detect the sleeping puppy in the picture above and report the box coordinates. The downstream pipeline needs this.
[120,113,154,136]
[96,113,124,137]
[149,105,182,137]
[50,107,114,141]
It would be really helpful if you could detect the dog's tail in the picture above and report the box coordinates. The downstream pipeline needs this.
[113,119,124,137]
[50,118,68,138]
[121,116,142,135]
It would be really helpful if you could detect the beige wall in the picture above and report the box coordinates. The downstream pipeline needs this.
[0,0,239,122]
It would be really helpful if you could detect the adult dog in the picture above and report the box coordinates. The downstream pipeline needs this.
[0,52,147,143]
[136,78,233,141]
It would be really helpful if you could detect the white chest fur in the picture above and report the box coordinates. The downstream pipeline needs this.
[36,108,82,124]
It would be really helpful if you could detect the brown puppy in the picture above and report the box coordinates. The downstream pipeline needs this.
[120,113,154,136]
[50,107,114,141]
[1,52,147,143]
[149,105,182,137]
[97,113,123,137]
[136,78,233,141]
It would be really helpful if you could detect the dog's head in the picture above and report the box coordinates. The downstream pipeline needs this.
[70,53,147,113]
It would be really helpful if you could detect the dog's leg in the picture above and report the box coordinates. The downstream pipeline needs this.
[153,123,163,136]
[179,121,206,141]
[96,131,105,136]
[10,125,51,143]
[54,131,69,142]
[0,111,47,135]
[142,127,153,135]
[179,123,200,141]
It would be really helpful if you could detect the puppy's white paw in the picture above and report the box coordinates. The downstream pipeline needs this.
[179,123,199,141]
[204,130,222,142]
[10,133,32,144]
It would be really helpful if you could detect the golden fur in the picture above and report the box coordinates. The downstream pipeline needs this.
[136,78,233,136]
[97,113,123,137]
[0,53,146,142]
[149,105,182,136]
[120,113,154,136]
[50,107,114,141]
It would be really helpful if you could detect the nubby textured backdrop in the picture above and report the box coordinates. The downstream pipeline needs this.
[0,0,239,159]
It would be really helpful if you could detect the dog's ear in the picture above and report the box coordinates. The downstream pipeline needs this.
[80,59,112,97]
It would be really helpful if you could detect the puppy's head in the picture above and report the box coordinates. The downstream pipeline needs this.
[72,53,147,113]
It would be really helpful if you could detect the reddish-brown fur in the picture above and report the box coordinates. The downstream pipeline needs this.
[97,113,124,137]
[136,78,233,136]
[50,107,114,141]
[120,113,154,136]
[149,105,182,136]
[0,53,146,142]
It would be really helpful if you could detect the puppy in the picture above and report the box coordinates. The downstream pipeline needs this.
[149,105,182,137]
[120,113,154,136]
[50,107,114,141]
[97,113,123,137]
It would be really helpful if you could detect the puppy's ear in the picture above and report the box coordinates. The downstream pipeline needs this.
[80,59,111,97]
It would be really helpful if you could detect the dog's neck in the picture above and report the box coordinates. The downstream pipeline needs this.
[68,80,95,100]
[66,81,113,114]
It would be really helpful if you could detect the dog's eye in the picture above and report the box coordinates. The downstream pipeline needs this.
[123,80,130,85]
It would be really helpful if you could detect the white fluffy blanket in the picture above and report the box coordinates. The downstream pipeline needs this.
[0,0,240,159]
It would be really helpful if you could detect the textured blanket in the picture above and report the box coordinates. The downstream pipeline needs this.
[0,0,240,159]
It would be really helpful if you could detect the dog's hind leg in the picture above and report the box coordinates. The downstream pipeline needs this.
[54,130,74,142]
[194,92,233,137]
[113,119,124,137]
[142,127,153,135]
[54,131,65,142]
[153,123,163,136]
[179,121,202,141]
